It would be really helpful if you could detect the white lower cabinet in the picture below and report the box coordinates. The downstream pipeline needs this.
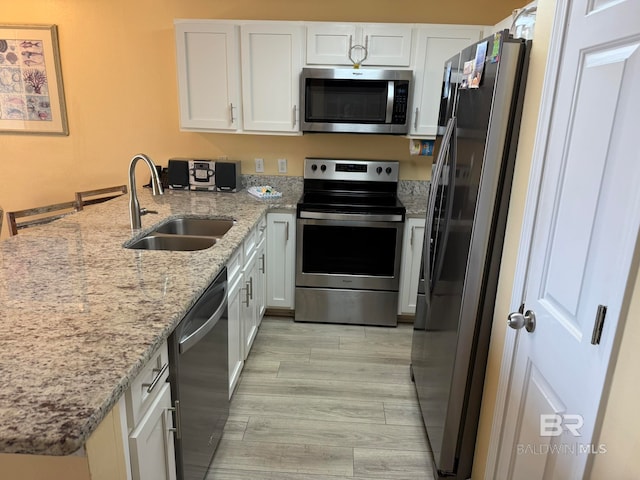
[398,217,426,315]
[227,214,267,397]
[241,247,259,359]
[227,266,244,398]
[124,341,176,480]
[128,384,176,480]
[266,212,296,309]
[256,235,267,321]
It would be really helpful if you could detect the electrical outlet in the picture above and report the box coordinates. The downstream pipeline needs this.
[255,158,264,173]
[277,158,287,174]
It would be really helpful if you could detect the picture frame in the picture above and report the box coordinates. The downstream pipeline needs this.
[0,24,68,135]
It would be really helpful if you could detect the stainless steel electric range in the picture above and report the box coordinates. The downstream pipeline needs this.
[295,158,406,327]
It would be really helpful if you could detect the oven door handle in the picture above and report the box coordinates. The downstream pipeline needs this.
[299,211,404,223]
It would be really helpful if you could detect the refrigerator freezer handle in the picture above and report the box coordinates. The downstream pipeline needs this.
[423,117,456,297]
[432,118,457,288]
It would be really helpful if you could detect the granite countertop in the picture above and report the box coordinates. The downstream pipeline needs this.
[398,180,429,217]
[0,183,300,456]
[0,175,425,457]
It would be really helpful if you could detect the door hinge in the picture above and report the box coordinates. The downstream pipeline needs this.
[591,305,607,345]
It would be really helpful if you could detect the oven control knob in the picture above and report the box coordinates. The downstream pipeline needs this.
[320,164,327,172]
[376,167,383,175]
[386,167,393,175]
[311,164,318,171]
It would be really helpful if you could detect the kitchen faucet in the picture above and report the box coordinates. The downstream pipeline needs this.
[128,153,164,230]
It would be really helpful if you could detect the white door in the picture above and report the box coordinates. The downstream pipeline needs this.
[494,0,640,478]
[174,21,241,131]
[266,212,296,309]
[242,249,258,359]
[398,217,425,315]
[227,272,244,398]
[241,24,303,132]
[129,383,177,480]
[410,26,484,137]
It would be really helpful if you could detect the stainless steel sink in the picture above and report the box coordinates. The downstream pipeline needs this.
[153,217,234,238]
[127,234,216,251]
[125,216,235,251]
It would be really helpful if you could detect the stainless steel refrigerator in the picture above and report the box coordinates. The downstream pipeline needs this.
[410,31,530,479]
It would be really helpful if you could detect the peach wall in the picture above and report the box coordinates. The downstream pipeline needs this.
[0,0,523,238]
[472,0,640,478]
[471,0,555,476]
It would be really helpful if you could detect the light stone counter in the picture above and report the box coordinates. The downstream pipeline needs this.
[398,180,429,217]
[0,186,300,456]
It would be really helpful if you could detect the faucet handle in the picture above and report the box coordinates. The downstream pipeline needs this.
[140,208,158,216]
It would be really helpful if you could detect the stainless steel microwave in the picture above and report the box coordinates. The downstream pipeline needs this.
[300,68,412,134]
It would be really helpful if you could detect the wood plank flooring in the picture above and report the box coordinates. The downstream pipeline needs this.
[209,316,436,479]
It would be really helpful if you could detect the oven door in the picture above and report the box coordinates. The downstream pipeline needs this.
[296,213,403,291]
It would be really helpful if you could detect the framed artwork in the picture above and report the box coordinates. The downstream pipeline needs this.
[0,24,68,135]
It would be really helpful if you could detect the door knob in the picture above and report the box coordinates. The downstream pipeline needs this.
[507,310,536,333]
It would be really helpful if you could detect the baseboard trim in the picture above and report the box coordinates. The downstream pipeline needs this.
[264,308,295,317]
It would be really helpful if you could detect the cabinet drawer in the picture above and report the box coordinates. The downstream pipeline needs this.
[227,247,243,283]
[243,225,258,258]
[257,214,267,243]
[125,341,170,429]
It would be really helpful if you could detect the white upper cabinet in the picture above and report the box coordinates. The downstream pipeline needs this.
[174,20,486,137]
[174,21,241,131]
[306,23,413,67]
[409,25,485,137]
[241,23,303,133]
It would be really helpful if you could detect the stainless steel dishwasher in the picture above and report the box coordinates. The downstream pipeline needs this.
[168,267,229,480]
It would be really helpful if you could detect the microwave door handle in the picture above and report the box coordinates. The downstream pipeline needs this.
[386,81,395,123]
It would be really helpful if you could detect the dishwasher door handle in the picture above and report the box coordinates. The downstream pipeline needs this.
[179,297,227,354]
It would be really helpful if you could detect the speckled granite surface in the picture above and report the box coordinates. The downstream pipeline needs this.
[0,187,299,456]
[0,176,426,458]
[398,180,429,217]
[240,174,429,217]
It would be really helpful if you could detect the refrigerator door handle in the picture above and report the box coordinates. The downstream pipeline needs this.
[423,117,456,303]
[432,119,457,287]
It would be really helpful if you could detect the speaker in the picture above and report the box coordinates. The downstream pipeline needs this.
[215,161,242,192]
[167,159,190,190]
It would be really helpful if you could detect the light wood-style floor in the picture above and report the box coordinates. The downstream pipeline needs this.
[209,316,437,479]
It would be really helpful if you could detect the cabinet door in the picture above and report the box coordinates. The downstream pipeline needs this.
[242,250,258,359]
[266,212,296,309]
[410,26,484,137]
[174,21,241,131]
[129,383,176,480]
[398,218,426,315]
[306,23,412,67]
[240,24,303,132]
[256,237,267,323]
[306,23,357,65]
[361,24,413,67]
[227,273,244,398]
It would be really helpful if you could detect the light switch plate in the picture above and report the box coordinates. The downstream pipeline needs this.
[255,158,264,173]
[277,158,287,174]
